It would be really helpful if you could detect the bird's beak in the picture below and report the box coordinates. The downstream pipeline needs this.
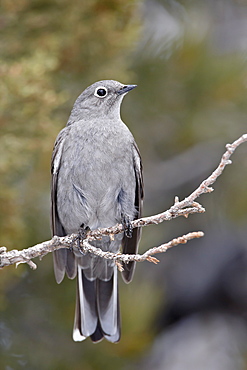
[117,85,137,95]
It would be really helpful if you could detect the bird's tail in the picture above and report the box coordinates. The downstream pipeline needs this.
[73,265,120,343]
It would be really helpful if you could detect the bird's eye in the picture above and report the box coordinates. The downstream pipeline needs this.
[94,87,108,98]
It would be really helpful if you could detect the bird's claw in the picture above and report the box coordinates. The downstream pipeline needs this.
[71,224,90,255]
[122,216,133,238]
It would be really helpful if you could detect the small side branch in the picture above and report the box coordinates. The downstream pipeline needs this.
[84,231,204,271]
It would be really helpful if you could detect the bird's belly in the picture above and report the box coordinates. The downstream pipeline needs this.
[57,167,125,234]
[56,134,136,234]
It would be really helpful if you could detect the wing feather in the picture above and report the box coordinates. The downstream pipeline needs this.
[51,128,76,283]
[121,142,144,283]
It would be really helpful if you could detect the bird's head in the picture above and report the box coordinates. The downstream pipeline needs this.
[67,80,137,124]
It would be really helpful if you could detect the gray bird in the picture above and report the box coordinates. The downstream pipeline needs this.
[51,80,143,343]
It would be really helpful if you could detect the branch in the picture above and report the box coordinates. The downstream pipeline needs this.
[0,231,204,270]
[0,133,246,270]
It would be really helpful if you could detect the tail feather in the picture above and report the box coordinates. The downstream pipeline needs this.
[90,322,104,343]
[73,266,120,342]
[78,268,98,336]
[97,266,119,336]
[53,249,77,283]
[73,284,86,342]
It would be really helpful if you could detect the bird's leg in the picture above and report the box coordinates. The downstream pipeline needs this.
[72,223,90,255]
[122,215,133,238]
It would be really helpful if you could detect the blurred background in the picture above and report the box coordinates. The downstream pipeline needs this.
[1,0,247,369]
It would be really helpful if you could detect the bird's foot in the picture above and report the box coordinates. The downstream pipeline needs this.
[72,224,90,255]
[122,216,133,238]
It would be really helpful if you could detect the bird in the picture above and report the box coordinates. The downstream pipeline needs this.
[51,80,143,343]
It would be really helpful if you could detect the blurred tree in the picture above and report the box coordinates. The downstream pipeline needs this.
[0,0,141,248]
[1,0,247,369]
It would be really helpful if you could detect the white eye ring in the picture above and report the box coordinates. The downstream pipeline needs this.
[94,86,108,98]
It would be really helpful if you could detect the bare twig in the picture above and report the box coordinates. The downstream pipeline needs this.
[0,134,246,270]
[82,231,204,271]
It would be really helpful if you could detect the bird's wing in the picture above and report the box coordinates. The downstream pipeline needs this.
[51,128,67,237]
[51,127,76,283]
[121,141,144,283]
